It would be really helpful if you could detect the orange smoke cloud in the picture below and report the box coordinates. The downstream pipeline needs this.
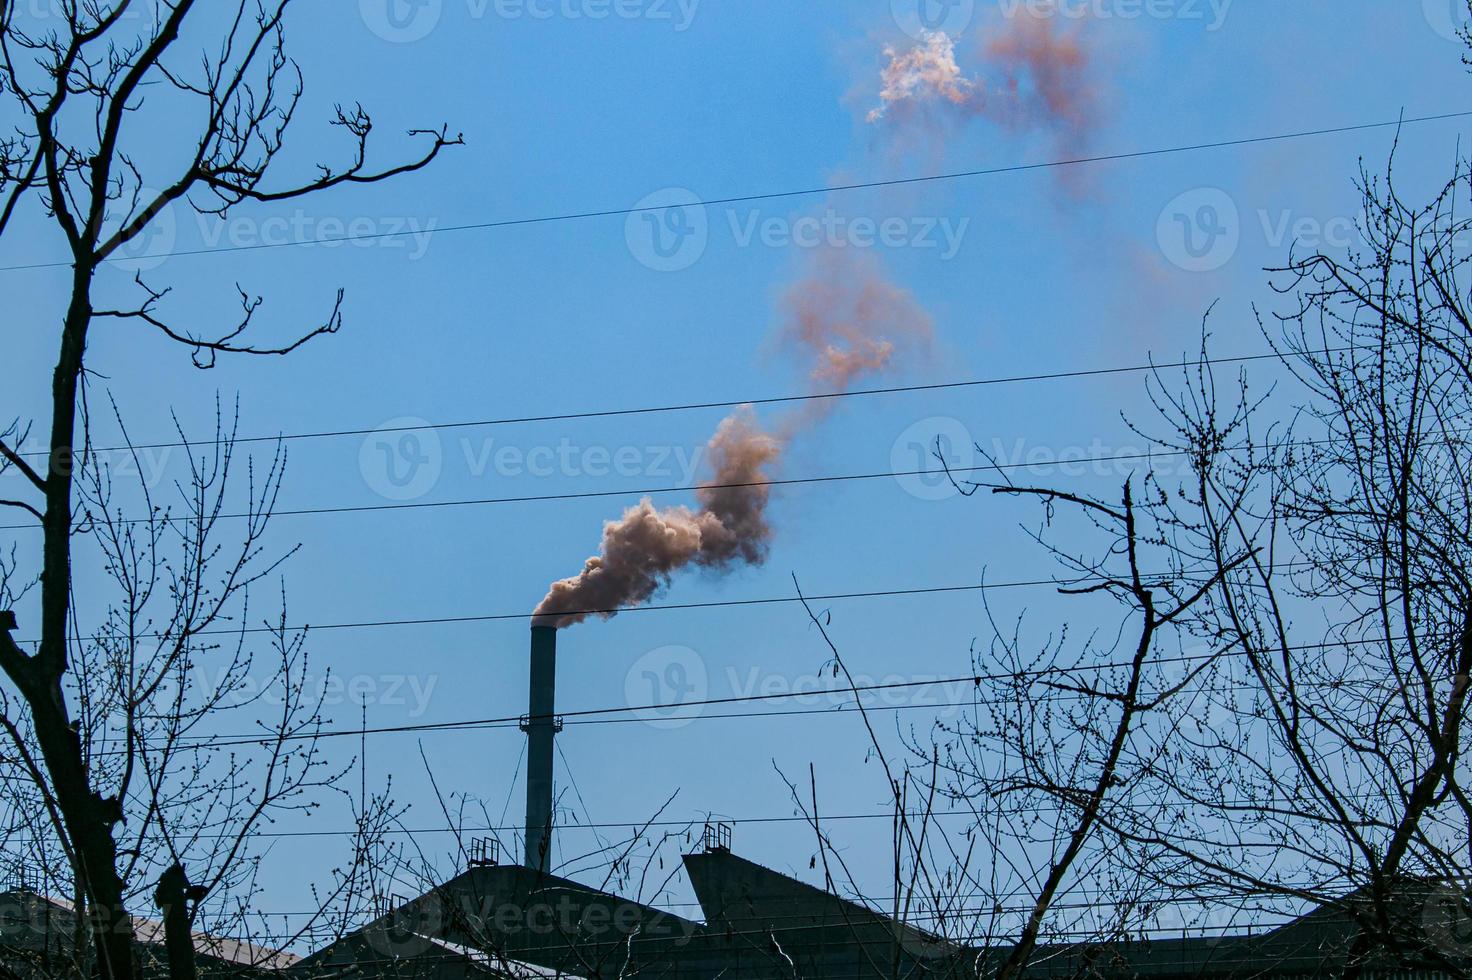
[778,249,934,426]
[867,31,983,123]
[532,410,779,629]
[533,250,931,628]
[983,15,1097,163]
[867,18,1103,191]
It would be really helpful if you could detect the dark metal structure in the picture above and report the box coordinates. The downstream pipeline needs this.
[520,626,561,872]
[293,840,1472,980]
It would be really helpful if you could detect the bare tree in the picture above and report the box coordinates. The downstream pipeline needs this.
[1153,141,1472,974]
[780,582,970,980]
[834,458,1238,979]
[769,550,1229,980]
[934,138,1472,979]
[0,411,413,980]
[0,3,459,978]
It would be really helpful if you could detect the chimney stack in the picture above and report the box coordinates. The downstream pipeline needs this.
[523,625,559,871]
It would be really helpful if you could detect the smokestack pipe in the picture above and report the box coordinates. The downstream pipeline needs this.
[524,625,558,871]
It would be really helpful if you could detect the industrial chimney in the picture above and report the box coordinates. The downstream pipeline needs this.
[522,625,559,871]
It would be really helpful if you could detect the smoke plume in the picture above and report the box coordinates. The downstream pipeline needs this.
[777,248,934,428]
[532,250,930,628]
[532,410,780,629]
[867,31,983,123]
[866,18,1102,187]
[982,15,1097,162]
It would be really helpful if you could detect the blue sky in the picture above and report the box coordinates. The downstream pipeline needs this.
[4,0,1472,943]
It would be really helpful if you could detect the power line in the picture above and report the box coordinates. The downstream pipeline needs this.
[0,342,1388,459]
[17,420,1462,531]
[555,741,612,863]
[86,643,1193,749]
[74,630,1386,752]
[0,578,1048,643]
[7,419,1465,536]
[35,785,1393,842]
[0,353,1259,459]
[0,451,1189,531]
[0,344,1347,532]
[1,109,1465,275]
[11,563,1311,644]
[235,887,1324,919]
[227,893,1314,927]
[165,923,1308,964]
[0,664,1413,796]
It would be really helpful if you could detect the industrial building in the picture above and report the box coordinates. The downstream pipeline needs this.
[7,839,1472,980]
[0,885,298,979]
[4,627,1471,979]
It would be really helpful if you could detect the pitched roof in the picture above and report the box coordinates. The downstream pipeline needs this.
[0,889,298,973]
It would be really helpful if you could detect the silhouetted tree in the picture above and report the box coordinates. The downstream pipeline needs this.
[939,138,1472,979]
[0,3,459,978]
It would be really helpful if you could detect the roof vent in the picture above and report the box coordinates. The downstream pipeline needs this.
[468,836,500,868]
[373,893,409,918]
[702,821,732,854]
